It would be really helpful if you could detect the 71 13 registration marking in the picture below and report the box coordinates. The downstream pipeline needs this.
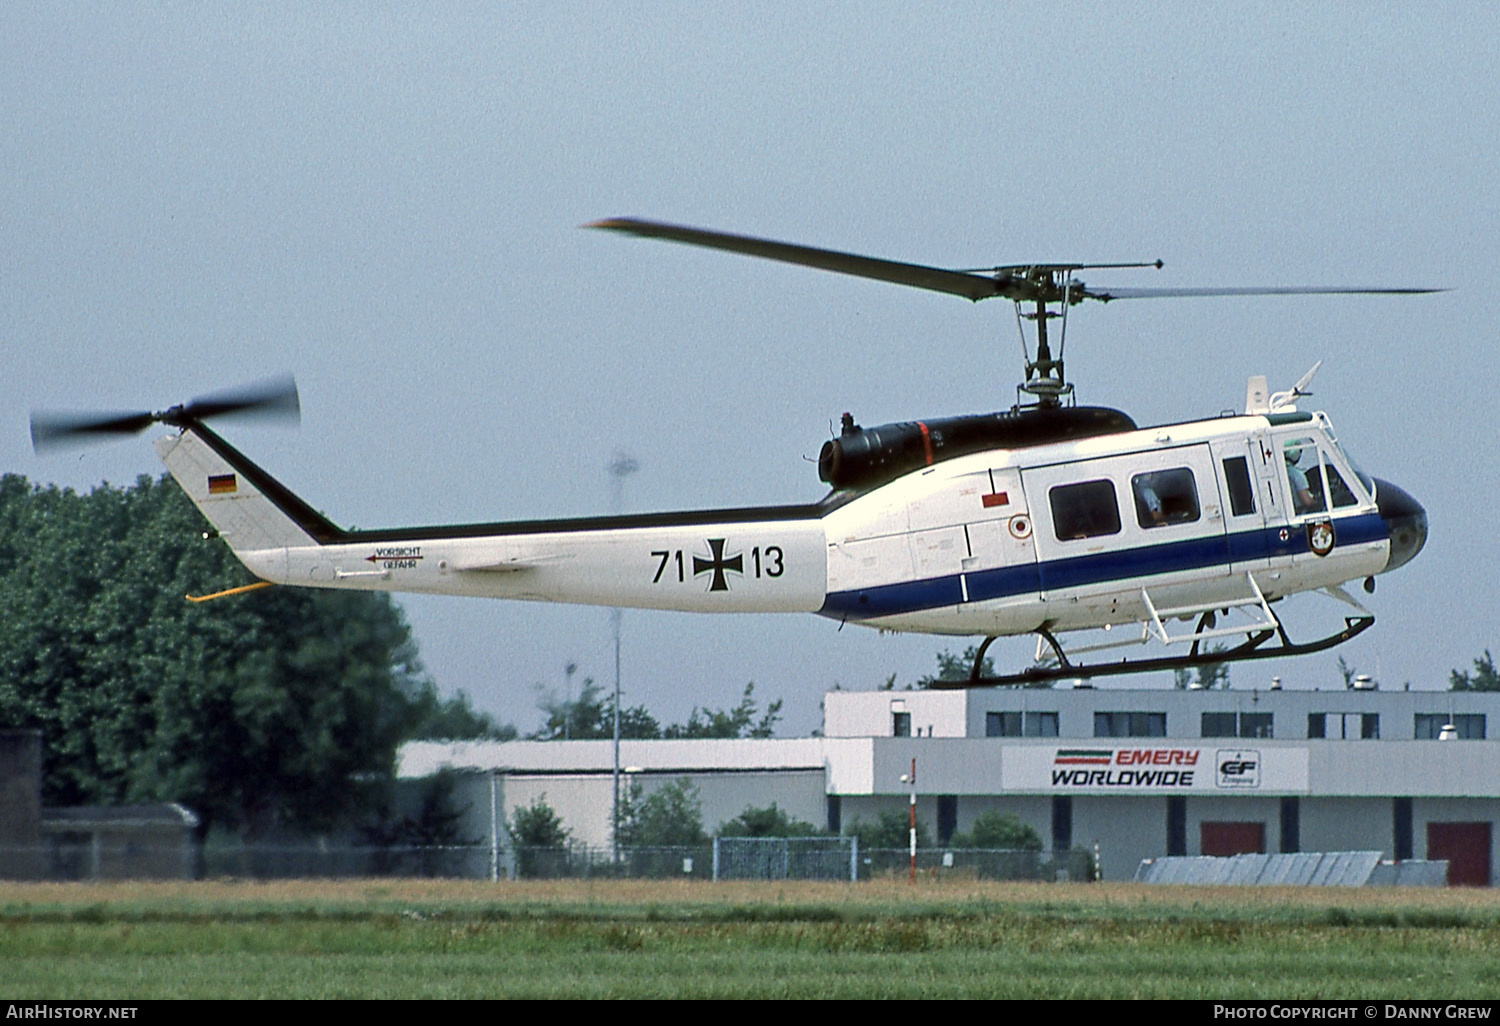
[651,539,784,591]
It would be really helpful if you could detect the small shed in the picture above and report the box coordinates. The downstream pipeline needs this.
[41,804,200,880]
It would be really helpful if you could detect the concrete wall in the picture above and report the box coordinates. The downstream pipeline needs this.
[1073,796,1173,881]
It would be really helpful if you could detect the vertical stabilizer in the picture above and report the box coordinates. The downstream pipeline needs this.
[155,428,330,552]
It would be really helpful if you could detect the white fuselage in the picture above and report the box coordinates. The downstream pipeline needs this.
[158,407,1406,644]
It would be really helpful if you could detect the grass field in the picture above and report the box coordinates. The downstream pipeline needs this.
[3,877,1500,999]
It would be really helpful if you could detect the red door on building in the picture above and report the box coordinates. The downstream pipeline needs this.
[1201,821,1266,856]
[1427,823,1492,887]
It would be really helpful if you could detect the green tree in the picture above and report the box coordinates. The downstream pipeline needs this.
[1171,647,1230,690]
[846,809,930,850]
[1451,650,1500,691]
[718,802,823,838]
[510,794,570,848]
[363,768,477,875]
[948,811,1043,851]
[616,777,705,847]
[406,687,516,741]
[531,677,661,739]
[0,473,472,839]
[917,646,994,688]
[662,682,782,739]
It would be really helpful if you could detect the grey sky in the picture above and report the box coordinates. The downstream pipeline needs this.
[6,4,1496,735]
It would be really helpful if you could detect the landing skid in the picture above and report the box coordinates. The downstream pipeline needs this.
[930,579,1376,689]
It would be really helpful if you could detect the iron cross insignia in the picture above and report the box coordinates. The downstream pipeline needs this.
[693,538,744,591]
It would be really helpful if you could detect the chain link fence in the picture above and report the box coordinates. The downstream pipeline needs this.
[0,841,1096,882]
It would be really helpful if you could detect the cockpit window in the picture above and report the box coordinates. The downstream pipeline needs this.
[1050,480,1121,540]
[1324,462,1359,508]
[1132,468,1201,528]
[1284,436,1363,514]
[1283,438,1325,515]
[1331,441,1374,495]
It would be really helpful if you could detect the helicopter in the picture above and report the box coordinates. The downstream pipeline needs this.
[31,218,1434,687]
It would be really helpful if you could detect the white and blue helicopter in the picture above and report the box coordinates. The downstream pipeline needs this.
[32,219,1433,686]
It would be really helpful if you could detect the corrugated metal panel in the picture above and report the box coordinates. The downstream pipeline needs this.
[1134,851,1414,886]
[1368,860,1449,887]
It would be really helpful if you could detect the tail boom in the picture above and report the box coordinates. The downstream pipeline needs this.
[157,425,829,613]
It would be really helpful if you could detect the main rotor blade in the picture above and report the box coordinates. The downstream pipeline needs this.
[588,217,1012,302]
[1082,285,1447,302]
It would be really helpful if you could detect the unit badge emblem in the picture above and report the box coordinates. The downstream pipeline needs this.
[1307,520,1335,557]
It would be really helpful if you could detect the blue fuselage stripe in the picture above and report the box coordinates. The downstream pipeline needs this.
[819,513,1388,621]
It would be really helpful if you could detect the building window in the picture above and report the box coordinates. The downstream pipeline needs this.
[1201,712,1237,737]
[1026,712,1059,737]
[1415,714,1486,740]
[892,711,911,737]
[986,711,1059,737]
[1239,713,1273,739]
[986,712,1018,737]
[1094,711,1166,738]
[1049,480,1121,541]
[1309,713,1379,739]
[1203,712,1272,738]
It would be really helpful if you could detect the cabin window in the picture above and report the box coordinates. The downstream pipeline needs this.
[1223,457,1256,517]
[1131,468,1200,528]
[1049,480,1121,541]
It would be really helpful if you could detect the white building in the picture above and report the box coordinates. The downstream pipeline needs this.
[401,684,1500,884]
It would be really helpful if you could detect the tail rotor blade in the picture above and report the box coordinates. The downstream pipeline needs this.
[31,375,300,454]
[30,410,157,452]
[179,375,300,425]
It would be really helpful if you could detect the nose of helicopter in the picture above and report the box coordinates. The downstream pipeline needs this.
[1373,478,1427,573]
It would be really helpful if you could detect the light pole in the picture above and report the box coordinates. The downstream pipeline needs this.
[608,450,639,863]
[563,661,577,740]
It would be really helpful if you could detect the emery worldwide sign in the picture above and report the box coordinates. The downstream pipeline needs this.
[1002,745,1309,793]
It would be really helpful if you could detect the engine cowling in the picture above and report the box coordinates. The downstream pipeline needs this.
[818,406,1137,492]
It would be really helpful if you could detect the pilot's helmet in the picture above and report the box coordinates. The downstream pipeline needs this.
[1283,445,1304,465]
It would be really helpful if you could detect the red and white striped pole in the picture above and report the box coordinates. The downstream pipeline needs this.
[905,758,917,884]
